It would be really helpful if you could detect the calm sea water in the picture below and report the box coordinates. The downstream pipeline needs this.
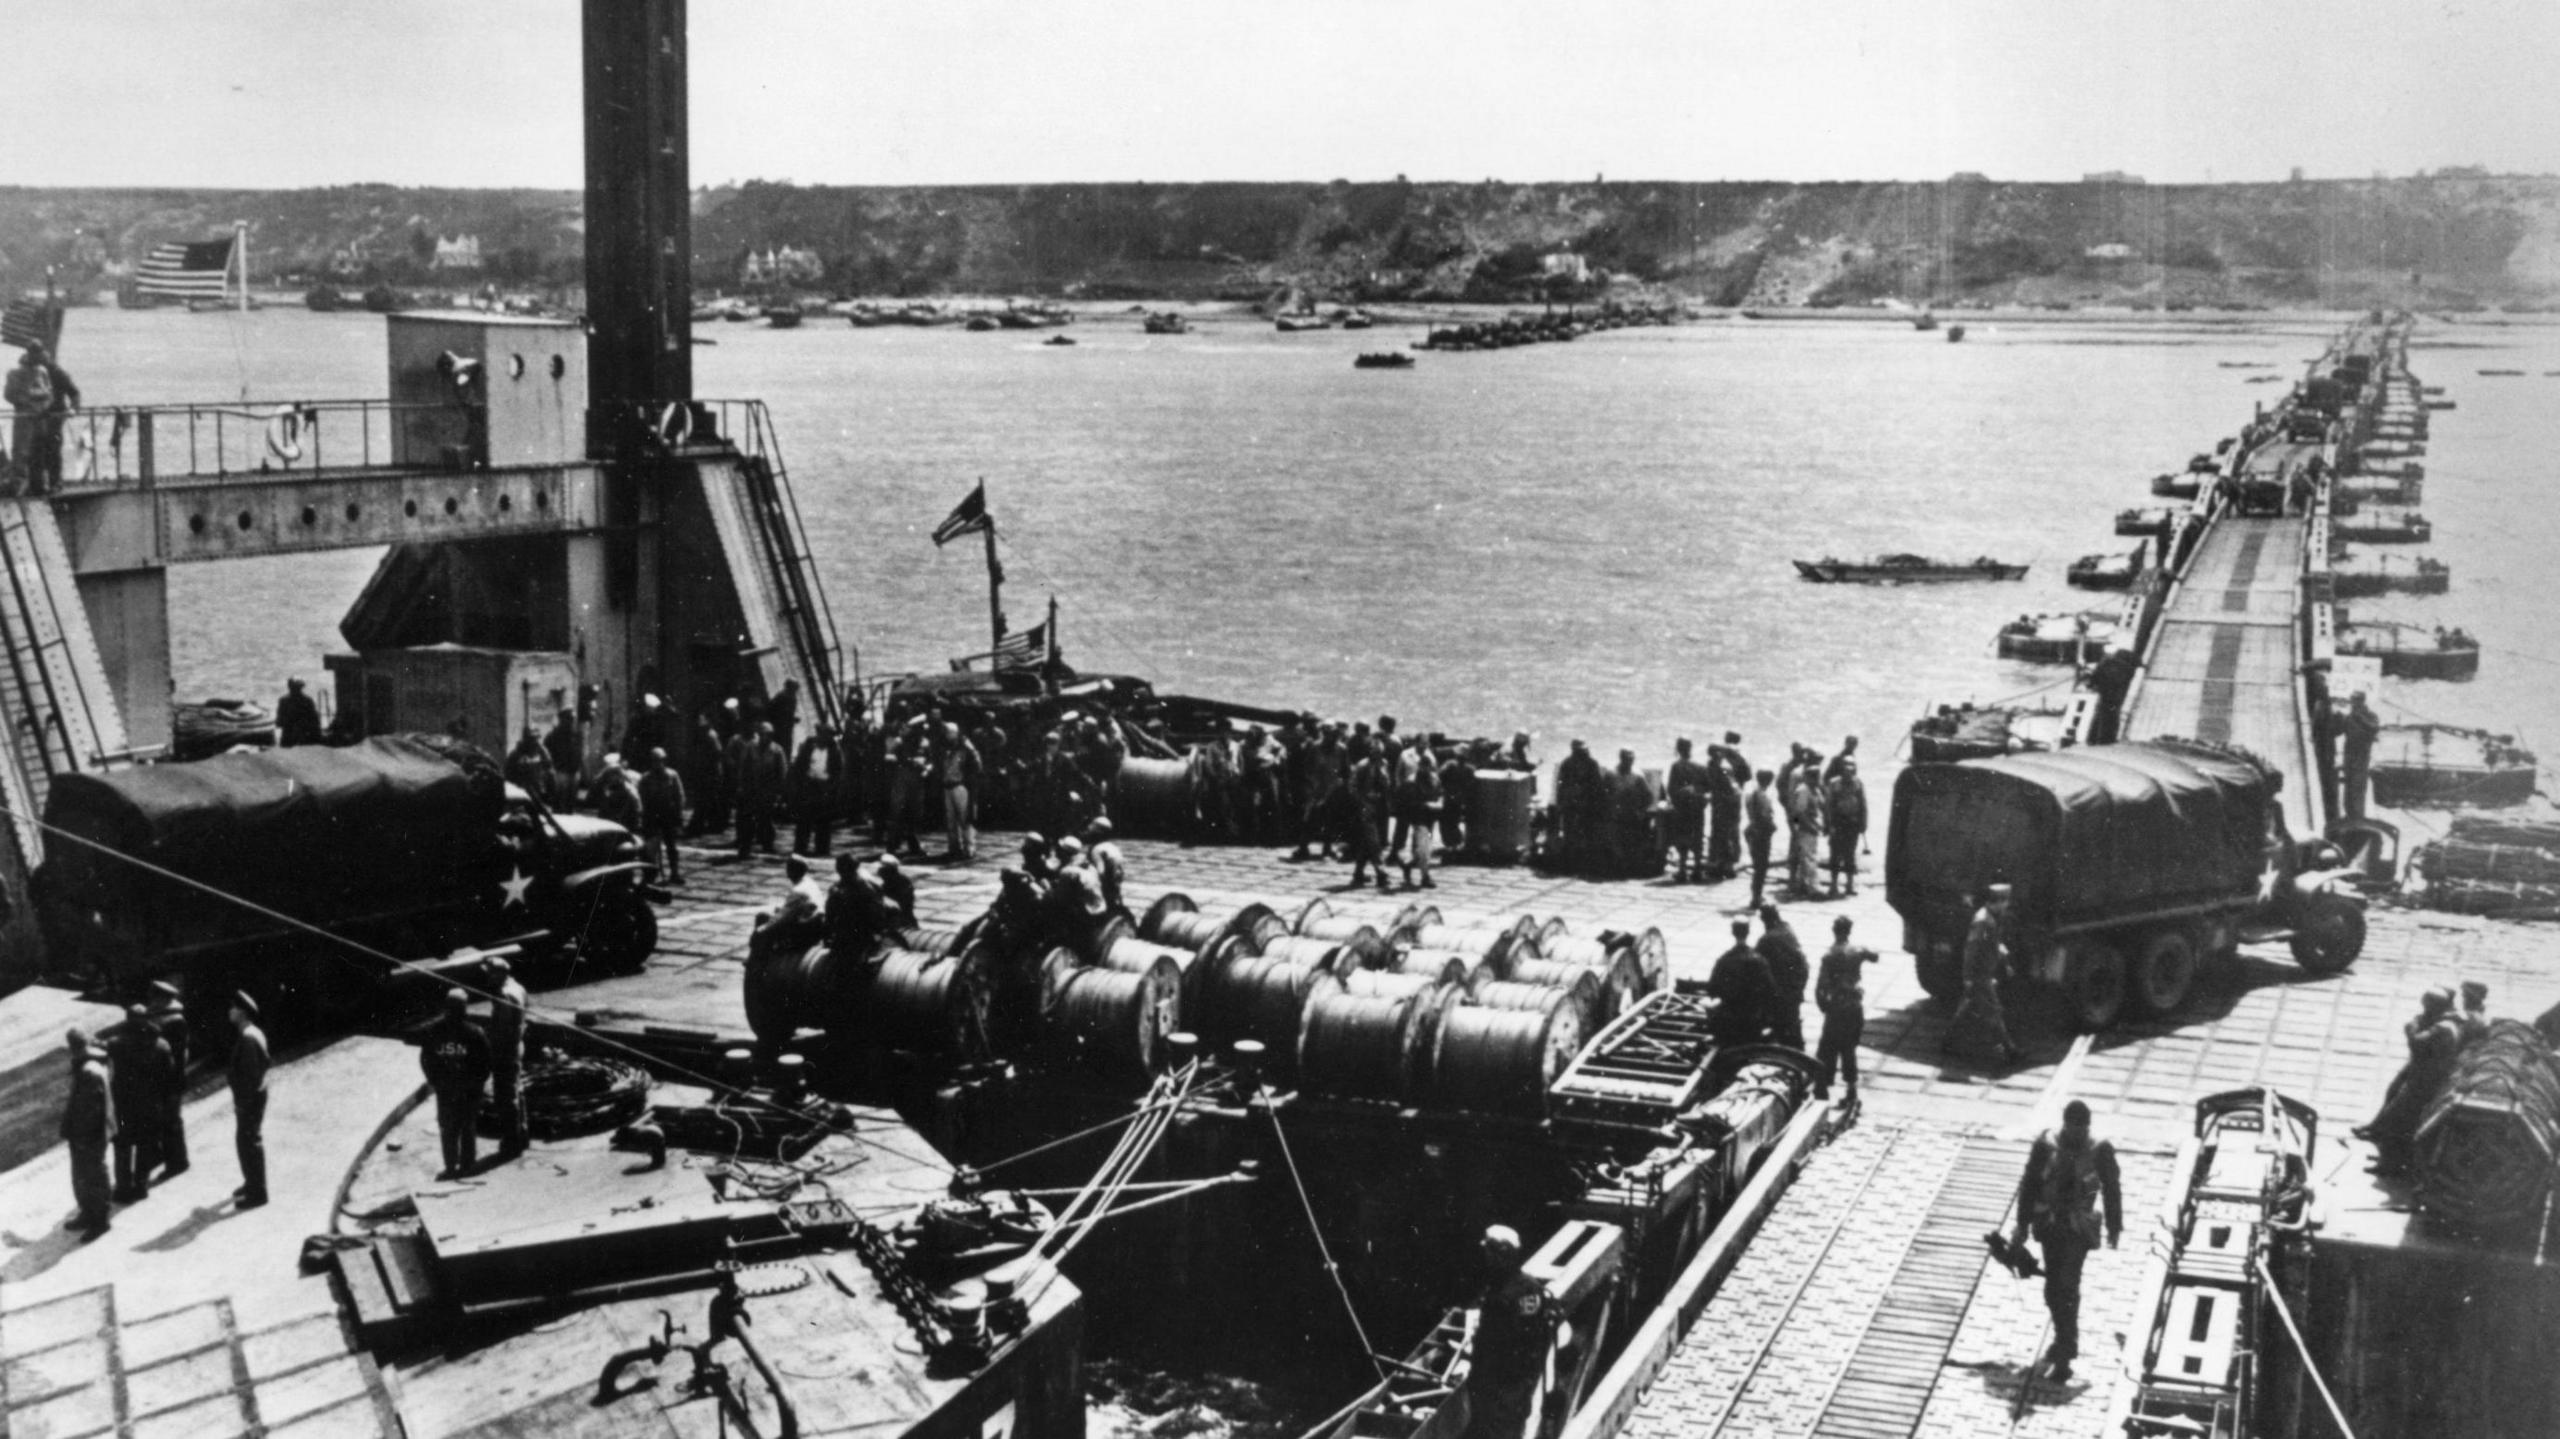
[58,304,2560,822]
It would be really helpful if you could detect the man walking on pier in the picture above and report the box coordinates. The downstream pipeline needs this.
[2012,1100,2122,1384]
[1756,905,1808,1050]
[1946,885,2023,1067]
[2339,692,2381,821]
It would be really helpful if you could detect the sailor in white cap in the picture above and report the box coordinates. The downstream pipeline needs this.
[1465,1223,1553,1439]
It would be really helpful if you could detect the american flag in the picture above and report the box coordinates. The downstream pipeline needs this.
[135,236,238,298]
[931,480,991,546]
[991,620,1049,671]
[0,299,60,353]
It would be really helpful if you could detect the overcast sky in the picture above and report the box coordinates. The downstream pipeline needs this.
[9,0,2556,189]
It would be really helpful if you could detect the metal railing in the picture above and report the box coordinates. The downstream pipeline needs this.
[44,398,479,489]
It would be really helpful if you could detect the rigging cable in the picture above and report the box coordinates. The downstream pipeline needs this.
[1259,1083,1387,1379]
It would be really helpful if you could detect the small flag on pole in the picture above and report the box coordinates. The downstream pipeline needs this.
[991,620,1048,670]
[135,236,238,299]
[0,299,60,353]
[931,480,991,546]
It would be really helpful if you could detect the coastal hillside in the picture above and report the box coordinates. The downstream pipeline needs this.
[5,174,2559,309]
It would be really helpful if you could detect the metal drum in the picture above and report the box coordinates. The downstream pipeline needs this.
[864,945,995,1061]
[1468,770,1535,861]
[1429,1000,1584,1118]
[1046,954,1184,1078]
[1111,755,1198,837]
[1296,990,1421,1103]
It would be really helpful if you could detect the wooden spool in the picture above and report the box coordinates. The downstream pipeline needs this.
[1392,949,1476,988]
[1111,755,1198,837]
[1406,921,1538,977]
[1429,1000,1584,1117]
[899,924,971,960]
[1138,892,1198,945]
[1297,990,1420,1103]
[1533,916,1571,949]
[1099,932,1201,1017]
[1195,954,1341,1068]
[1081,913,1137,964]
[864,945,994,1060]
[1524,946,1646,1021]
[1149,899,1281,956]
[1046,955,1183,1078]
[1542,931,1668,997]
[1303,895,1429,934]
[1293,917,1391,968]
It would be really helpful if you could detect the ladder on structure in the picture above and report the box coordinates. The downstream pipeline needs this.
[0,499,131,863]
[735,403,850,733]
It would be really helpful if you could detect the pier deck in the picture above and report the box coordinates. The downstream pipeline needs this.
[2119,514,2321,838]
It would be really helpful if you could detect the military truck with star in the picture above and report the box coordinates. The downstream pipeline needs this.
[33,733,659,1021]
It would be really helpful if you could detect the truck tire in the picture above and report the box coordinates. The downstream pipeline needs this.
[2130,928,2200,1018]
[1916,944,1961,1003]
[2068,943,2128,1031]
[580,886,659,975]
[2289,893,2365,976]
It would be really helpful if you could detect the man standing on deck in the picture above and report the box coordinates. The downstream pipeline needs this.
[1554,740,1604,874]
[2084,645,2140,746]
[2340,692,2381,820]
[1824,759,1868,896]
[1706,733,1747,880]
[275,678,323,747]
[486,958,531,1161]
[108,1009,170,1203]
[1462,1225,1554,1439]
[228,994,269,1209]
[60,1030,113,1238]
[1946,886,2024,1067]
[2356,987,2464,1175]
[735,722,787,858]
[2012,1100,2122,1384]
[1782,752,1826,900]
[938,722,982,861]
[1700,919,1776,1046]
[7,343,76,496]
[639,748,688,883]
[145,980,189,1181]
[1666,738,1711,883]
[1755,905,1808,1050]
[1744,769,1779,906]
[420,989,492,1180]
[1814,916,1878,1110]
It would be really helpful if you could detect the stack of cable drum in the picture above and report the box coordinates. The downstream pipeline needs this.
[1075,886,1669,1118]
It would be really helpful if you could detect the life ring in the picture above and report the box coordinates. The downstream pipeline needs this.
[265,408,306,464]
[656,402,691,448]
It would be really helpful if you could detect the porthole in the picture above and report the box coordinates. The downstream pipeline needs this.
[300,506,318,527]
[508,353,527,380]
[237,511,254,532]
[404,499,418,519]
[187,513,206,535]
[444,496,460,516]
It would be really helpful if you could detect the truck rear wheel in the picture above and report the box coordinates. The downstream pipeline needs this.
[2068,943,2128,1031]
[2289,893,2365,976]
[580,886,659,975]
[2130,928,2200,1018]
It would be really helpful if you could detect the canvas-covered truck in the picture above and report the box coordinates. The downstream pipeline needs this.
[1885,739,2366,1031]
[34,734,660,1013]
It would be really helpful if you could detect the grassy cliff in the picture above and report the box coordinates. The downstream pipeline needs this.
[6,175,2558,309]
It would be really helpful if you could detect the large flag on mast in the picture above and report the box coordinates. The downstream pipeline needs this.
[990,619,1048,671]
[931,480,991,546]
[135,236,238,299]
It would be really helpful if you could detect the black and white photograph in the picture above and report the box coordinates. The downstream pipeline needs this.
[0,2,2554,1435]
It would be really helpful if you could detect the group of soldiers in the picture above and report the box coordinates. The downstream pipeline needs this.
[1277,717,1521,893]
[414,958,532,1181]
[2356,978,2496,1175]
[1687,906,1880,1110]
[58,987,268,1240]
[1553,733,1869,900]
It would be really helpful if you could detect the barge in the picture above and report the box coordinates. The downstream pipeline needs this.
[1792,554,2028,584]
[2334,619,2478,680]
[2066,544,2147,590]
[2369,725,2540,808]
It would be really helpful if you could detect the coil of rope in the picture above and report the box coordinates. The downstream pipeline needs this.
[518,1056,653,1139]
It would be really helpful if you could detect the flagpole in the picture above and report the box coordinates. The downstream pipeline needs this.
[983,511,1006,655]
[1044,595,1059,696]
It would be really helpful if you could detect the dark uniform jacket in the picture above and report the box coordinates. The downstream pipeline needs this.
[230,1023,270,1101]
[420,1015,492,1098]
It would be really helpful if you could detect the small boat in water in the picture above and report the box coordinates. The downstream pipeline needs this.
[1043,334,1077,347]
[2067,545,2148,591]
[2332,552,2449,597]
[1274,314,1332,332]
[1353,352,1414,370]
[2116,505,2182,538]
[764,307,804,328]
[2370,724,2539,807]
[1793,554,2028,584]
[1140,311,1189,335]
[1995,610,2120,664]
[1908,702,2072,763]
[2334,508,2432,544]
[2337,620,2479,680]
[2150,471,2202,500]
[172,698,276,760]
